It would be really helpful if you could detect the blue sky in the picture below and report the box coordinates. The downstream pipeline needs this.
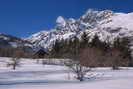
[0,0,133,37]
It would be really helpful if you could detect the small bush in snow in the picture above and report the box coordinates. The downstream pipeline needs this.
[65,60,91,81]
[7,50,22,70]
[7,57,21,70]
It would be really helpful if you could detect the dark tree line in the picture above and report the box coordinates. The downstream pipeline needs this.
[0,47,33,58]
[50,32,133,69]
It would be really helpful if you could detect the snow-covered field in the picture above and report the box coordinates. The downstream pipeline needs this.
[0,57,133,89]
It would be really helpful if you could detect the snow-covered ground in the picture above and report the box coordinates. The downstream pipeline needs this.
[0,57,133,89]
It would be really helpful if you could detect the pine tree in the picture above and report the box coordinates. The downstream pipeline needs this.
[69,36,80,61]
[80,32,89,48]
[110,37,132,69]
[90,34,102,48]
[50,40,61,58]
[90,34,110,52]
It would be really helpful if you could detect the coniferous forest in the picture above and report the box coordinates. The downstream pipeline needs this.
[50,32,133,69]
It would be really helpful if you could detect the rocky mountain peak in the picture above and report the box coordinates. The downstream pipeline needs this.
[26,9,133,50]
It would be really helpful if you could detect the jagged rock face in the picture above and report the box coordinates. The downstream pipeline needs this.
[0,33,33,52]
[79,9,113,28]
[26,9,133,50]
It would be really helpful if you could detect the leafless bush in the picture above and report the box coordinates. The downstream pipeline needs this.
[7,50,22,70]
[65,60,91,81]
[7,57,21,70]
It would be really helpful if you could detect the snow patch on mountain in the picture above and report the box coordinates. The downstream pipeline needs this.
[102,13,133,30]
[56,16,66,26]
[26,9,133,50]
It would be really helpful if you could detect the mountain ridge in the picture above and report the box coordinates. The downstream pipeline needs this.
[26,9,133,50]
[0,33,33,53]
[1,9,133,51]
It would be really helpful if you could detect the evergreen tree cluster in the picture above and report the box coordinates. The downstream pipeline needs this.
[49,32,133,68]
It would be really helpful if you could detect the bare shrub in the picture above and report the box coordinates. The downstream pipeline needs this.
[65,60,90,81]
[7,50,22,70]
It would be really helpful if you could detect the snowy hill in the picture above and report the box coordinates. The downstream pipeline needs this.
[0,33,33,52]
[26,9,133,49]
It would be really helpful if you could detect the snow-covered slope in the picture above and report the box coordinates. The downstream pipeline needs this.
[0,33,33,52]
[27,9,133,49]
[0,57,133,89]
